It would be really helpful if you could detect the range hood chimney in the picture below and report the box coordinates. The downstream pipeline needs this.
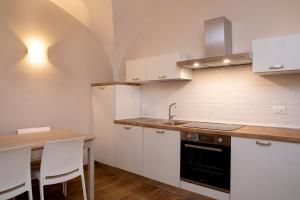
[204,16,232,57]
[177,16,252,69]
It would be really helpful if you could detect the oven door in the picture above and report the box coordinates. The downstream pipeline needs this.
[180,140,231,192]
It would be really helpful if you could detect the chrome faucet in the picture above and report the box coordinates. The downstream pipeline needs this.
[168,103,176,124]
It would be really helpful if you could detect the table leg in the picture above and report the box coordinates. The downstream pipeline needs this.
[87,141,94,200]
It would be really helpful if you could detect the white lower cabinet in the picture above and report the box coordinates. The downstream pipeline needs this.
[231,137,300,200]
[143,128,180,187]
[115,124,143,176]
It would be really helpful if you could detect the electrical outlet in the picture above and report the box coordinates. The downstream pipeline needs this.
[272,106,286,115]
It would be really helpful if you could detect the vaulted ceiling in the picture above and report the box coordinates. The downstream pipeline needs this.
[50,0,159,79]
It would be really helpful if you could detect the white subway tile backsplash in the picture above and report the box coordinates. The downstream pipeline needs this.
[141,65,300,128]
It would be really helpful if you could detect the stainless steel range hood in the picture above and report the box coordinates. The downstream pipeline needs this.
[177,17,252,69]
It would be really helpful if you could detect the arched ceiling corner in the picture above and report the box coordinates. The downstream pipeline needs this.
[49,0,161,80]
[49,0,91,27]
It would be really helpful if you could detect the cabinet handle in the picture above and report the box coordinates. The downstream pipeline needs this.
[156,130,165,134]
[99,87,105,89]
[124,126,132,130]
[158,75,167,79]
[184,144,223,152]
[256,141,272,146]
[132,78,140,81]
[269,65,284,70]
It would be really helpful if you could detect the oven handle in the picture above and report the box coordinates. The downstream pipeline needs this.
[184,144,223,152]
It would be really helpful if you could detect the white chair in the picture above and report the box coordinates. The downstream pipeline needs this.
[18,127,51,134]
[32,137,87,200]
[18,126,69,197]
[17,127,51,164]
[0,145,33,200]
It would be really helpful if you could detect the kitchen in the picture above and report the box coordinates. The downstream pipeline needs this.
[1,0,300,200]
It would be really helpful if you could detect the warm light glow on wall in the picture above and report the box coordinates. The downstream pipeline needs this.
[223,59,231,64]
[26,39,47,65]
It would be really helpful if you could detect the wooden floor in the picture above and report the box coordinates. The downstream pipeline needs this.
[17,163,213,200]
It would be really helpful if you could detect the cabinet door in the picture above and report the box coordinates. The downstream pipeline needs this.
[147,53,181,81]
[231,137,300,200]
[126,58,147,82]
[252,33,300,74]
[143,128,180,187]
[115,125,143,175]
[92,86,115,166]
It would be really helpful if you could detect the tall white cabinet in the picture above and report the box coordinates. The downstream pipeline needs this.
[92,84,140,166]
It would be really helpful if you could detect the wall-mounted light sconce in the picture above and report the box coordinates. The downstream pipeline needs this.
[26,39,47,65]
[223,59,231,64]
[193,62,200,67]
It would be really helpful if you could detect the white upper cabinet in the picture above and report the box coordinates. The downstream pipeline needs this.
[147,53,192,81]
[231,137,300,200]
[143,128,180,187]
[126,53,192,82]
[252,33,300,74]
[126,58,147,82]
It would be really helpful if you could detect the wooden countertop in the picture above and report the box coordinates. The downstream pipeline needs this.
[91,82,140,87]
[114,118,300,143]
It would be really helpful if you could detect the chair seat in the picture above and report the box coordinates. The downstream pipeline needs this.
[32,167,81,185]
[0,183,26,199]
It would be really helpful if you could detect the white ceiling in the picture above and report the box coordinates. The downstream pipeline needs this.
[50,0,159,79]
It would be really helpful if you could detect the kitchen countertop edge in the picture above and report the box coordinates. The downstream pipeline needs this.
[91,82,140,87]
[114,118,300,144]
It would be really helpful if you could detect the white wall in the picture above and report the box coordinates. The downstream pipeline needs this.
[141,66,300,128]
[0,0,113,134]
[124,0,300,128]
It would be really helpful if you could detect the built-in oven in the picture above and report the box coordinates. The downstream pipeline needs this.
[180,132,231,193]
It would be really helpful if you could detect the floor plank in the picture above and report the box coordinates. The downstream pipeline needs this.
[16,163,214,200]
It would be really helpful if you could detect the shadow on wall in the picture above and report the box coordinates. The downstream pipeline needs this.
[0,0,113,135]
[0,23,26,70]
[259,73,300,92]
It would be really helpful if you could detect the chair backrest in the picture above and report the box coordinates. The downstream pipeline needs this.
[18,127,51,134]
[0,145,32,192]
[40,137,84,178]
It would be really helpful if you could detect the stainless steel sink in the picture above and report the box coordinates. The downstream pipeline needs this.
[162,121,187,126]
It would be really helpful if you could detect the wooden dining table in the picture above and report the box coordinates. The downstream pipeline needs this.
[0,130,95,200]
